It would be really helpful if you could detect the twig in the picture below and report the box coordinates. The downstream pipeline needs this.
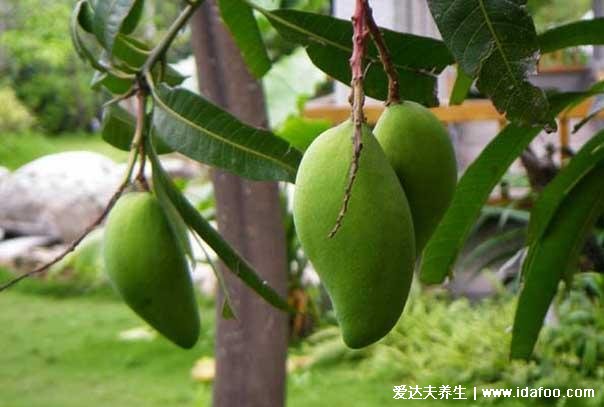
[363,0,400,105]
[134,92,149,190]
[141,1,202,75]
[0,91,148,292]
[0,184,130,292]
[2,1,203,291]
[329,0,368,238]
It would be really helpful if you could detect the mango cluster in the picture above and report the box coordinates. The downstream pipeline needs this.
[294,101,457,348]
[103,192,200,349]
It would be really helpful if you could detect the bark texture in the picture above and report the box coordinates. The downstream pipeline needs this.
[191,2,289,406]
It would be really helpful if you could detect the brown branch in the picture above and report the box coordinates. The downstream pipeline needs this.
[0,183,129,292]
[0,90,149,292]
[134,92,149,190]
[363,0,400,105]
[520,146,558,192]
[329,0,368,238]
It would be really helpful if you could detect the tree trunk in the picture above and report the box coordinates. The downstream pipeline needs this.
[190,2,289,407]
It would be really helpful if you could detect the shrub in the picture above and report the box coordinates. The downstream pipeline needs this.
[0,87,35,132]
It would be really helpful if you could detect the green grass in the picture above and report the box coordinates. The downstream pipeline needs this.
[0,132,127,170]
[0,277,551,407]
[0,289,215,407]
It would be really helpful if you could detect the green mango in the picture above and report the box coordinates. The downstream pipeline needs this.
[374,101,457,253]
[294,120,415,349]
[103,192,200,349]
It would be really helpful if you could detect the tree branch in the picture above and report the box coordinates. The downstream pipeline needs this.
[141,0,203,75]
[0,91,148,292]
[363,0,400,105]
[329,0,368,238]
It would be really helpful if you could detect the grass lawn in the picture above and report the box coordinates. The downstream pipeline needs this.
[0,273,548,407]
[0,132,128,170]
[0,289,215,407]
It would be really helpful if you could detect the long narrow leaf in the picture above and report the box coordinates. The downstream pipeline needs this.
[71,1,106,72]
[151,155,195,263]
[258,8,452,105]
[449,68,474,106]
[420,92,595,284]
[528,130,604,245]
[94,0,144,52]
[218,0,271,78]
[147,139,291,312]
[511,164,604,359]
[152,85,301,183]
[539,18,604,53]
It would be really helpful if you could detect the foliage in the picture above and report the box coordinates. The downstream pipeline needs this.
[13,0,604,368]
[0,87,35,132]
[1,0,100,133]
[542,274,604,378]
[263,47,326,128]
[301,287,604,406]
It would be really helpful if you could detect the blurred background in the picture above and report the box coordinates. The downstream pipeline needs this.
[1,0,604,406]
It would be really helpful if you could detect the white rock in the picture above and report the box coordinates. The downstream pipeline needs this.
[0,152,122,241]
[0,236,58,265]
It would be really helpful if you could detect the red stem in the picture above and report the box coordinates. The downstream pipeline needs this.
[329,0,368,238]
[364,1,400,105]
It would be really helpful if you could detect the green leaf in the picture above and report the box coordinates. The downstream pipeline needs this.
[277,116,331,152]
[306,46,438,106]
[91,70,134,94]
[111,34,186,85]
[428,0,554,128]
[221,300,237,320]
[218,0,271,78]
[100,104,172,153]
[263,47,326,127]
[259,8,453,105]
[511,164,604,359]
[151,160,195,264]
[419,91,594,285]
[527,130,604,246]
[77,0,95,33]
[71,1,90,58]
[112,34,149,67]
[121,0,145,35]
[162,65,187,87]
[146,139,292,313]
[539,18,604,54]
[71,1,106,72]
[460,227,526,273]
[195,234,238,320]
[94,0,144,52]
[151,85,302,183]
[449,68,473,105]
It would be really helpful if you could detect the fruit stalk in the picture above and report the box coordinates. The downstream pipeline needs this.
[133,91,150,190]
[363,0,400,105]
[329,0,368,238]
